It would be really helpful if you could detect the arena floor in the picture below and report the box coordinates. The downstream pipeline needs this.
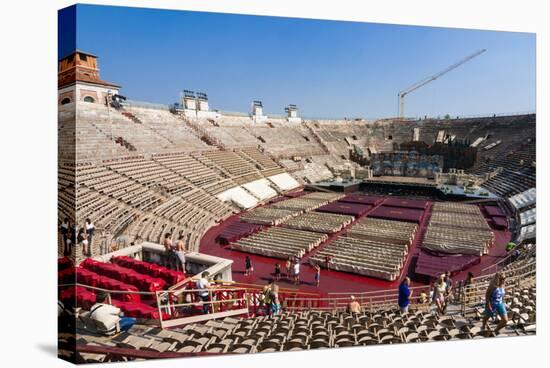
[199,195,511,294]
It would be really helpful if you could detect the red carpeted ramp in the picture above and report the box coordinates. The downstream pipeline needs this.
[315,201,372,217]
[383,198,429,210]
[415,251,480,278]
[368,205,424,223]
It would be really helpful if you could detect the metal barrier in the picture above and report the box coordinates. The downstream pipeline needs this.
[156,286,250,328]
[124,100,170,111]
[461,265,536,314]
[286,284,432,312]
[58,282,251,328]
[210,280,324,314]
[60,257,535,329]
[285,259,536,314]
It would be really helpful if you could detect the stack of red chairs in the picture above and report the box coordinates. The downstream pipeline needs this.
[58,257,73,271]
[59,286,96,310]
[58,266,75,284]
[80,258,167,295]
[76,267,141,303]
[111,256,186,286]
[57,258,175,321]
[110,300,170,320]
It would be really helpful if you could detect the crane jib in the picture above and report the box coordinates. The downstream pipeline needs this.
[397,49,487,118]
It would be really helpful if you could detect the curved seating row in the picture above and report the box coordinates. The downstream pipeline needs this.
[423,203,494,256]
[240,207,300,225]
[281,211,354,234]
[346,218,417,246]
[311,237,407,281]
[270,197,330,212]
[422,228,494,255]
[216,221,266,245]
[429,212,490,230]
[432,202,481,215]
[231,227,328,259]
[300,192,346,201]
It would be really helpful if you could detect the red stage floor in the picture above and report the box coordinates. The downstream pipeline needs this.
[199,197,511,294]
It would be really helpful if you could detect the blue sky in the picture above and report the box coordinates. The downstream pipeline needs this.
[59,4,535,119]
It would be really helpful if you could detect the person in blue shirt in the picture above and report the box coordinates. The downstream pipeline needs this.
[398,277,413,313]
[482,276,508,333]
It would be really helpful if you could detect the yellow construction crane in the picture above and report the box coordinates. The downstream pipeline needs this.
[398,49,487,119]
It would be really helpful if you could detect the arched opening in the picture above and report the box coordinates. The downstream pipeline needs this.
[83,96,95,103]
[60,97,71,105]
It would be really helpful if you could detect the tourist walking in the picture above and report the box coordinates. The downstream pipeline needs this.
[398,277,413,313]
[314,264,321,287]
[293,260,300,285]
[463,272,474,303]
[60,218,71,256]
[482,276,508,333]
[324,254,333,270]
[347,295,362,314]
[274,262,281,281]
[485,272,502,310]
[433,274,447,315]
[78,228,90,257]
[262,282,273,315]
[245,256,253,276]
[269,284,281,315]
[285,258,292,279]
[85,218,95,254]
[444,271,454,303]
[197,271,212,314]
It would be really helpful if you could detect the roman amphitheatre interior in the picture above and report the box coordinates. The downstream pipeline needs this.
[58,50,536,363]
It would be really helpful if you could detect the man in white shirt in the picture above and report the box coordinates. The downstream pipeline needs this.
[293,261,300,285]
[89,292,135,333]
[196,272,212,314]
[85,218,95,255]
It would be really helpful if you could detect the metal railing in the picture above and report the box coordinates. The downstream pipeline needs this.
[461,264,536,314]
[285,284,432,312]
[206,279,324,311]
[285,258,536,314]
[123,100,170,111]
[156,286,250,328]
[59,282,251,328]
